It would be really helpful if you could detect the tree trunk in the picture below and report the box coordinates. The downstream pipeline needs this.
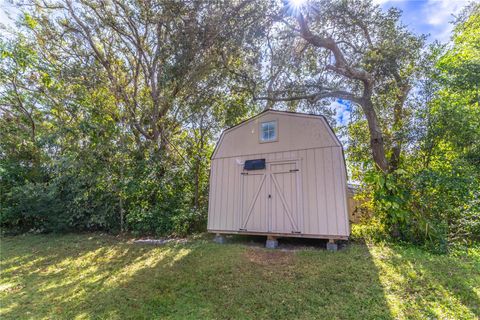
[193,161,200,208]
[362,99,389,172]
[193,136,205,209]
[119,196,124,233]
[389,85,410,172]
[295,13,390,172]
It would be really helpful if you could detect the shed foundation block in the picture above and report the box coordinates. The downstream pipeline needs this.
[265,236,278,249]
[214,234,226,244]
[327,239,338,252]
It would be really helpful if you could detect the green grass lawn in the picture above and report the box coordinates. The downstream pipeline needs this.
[1,234,479,319]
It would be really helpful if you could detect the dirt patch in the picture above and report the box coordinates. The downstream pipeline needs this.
[244,247,294,266]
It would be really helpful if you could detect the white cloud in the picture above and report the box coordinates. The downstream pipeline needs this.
[421,0,471,42]
[329,100,352,127]
[424,0,465,25]
[0,0,18,31]
[375,0,474,43]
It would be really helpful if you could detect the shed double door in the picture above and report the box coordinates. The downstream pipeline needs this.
[239,161,301,234]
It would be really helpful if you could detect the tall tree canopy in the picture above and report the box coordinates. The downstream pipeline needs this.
[20,0,267,152]
[247,0,425,172]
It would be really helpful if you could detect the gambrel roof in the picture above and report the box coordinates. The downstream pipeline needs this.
[212,109,342,159]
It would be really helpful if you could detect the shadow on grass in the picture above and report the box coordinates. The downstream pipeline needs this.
[1,233,394,319]
[0,234,192,319]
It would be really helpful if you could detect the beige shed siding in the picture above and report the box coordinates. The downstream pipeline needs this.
[208,146,349,237]
[214,113,339,159]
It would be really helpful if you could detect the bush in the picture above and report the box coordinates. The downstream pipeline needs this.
[350,218,391,243]
[126,206,173,236]
[0,176,119,234]
[171,208,207,236]
[363,163,480,253]
[0,181,63,233]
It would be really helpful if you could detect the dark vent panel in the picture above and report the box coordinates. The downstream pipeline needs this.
[244,159,266,171]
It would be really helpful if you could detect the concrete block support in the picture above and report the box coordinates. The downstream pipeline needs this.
[265,236,278,249]
[214,233,226,244]
[327,239,338,252]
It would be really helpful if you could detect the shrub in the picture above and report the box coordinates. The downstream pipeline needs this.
[350,217,391,243]
[0,181,63,233]
[364,163,479,253]
[171,208,207,237]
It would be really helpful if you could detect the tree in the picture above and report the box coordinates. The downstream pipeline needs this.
[358,4,480,249]
[21,0,265,155]
[1,0,267,234]
[252,0,425,172]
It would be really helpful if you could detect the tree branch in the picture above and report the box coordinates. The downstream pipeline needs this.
[296,13,373,86]
[255,89,362,105]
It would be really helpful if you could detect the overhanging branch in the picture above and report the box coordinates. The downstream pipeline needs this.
[255,89,362,105]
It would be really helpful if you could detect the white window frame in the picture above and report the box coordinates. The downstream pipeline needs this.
[259,120,278,143]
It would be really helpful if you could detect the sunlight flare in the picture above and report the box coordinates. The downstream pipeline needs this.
[286,0,305,16]
[290,0,305,7]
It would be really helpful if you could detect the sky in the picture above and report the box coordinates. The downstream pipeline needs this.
[373,0,472,42]
[0,0,15,31]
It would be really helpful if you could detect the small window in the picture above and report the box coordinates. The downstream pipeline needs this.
[260,121,277,142]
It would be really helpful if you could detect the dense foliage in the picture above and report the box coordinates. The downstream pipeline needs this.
[1,0,478,250]
[0,0,261,235]
[352,4,480,252]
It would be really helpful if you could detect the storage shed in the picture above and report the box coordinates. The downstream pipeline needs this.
[208,109,350,248]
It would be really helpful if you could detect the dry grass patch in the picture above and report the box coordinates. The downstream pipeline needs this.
[243,247,294,266]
